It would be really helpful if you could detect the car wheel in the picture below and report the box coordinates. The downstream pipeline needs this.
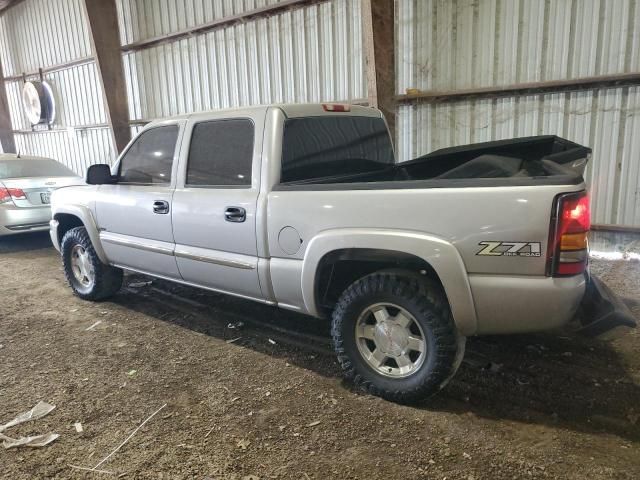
[331,271,465,403]
[61,226,122,301]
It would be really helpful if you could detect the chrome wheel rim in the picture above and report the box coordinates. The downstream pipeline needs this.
[70,245,94,289]
[355,303,427,378]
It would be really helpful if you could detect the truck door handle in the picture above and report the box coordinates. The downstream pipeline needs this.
[153,200,170,214]
[225,206,246,223]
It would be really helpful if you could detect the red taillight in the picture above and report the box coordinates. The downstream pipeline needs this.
[8,188,26,200]
[549,191,590,276]
[560,194,590,234]
[322,103,351,112]
[0,187,26,204]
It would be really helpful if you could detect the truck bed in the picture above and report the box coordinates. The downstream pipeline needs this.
[277,136,591,188]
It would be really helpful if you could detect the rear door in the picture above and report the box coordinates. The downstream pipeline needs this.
[95,121,183,278]
[172,112,263,300]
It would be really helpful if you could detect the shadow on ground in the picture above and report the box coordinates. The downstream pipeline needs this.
[112,272,640,443]
[0,231,53,253]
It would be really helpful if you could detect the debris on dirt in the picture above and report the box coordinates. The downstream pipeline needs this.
[74,403,167,473]
[85,320,102,331]
[463,452,472,459]
[237,439,251,450]
[0,401,59,449]
[68,464,115,475]
[127,369,137,376]
[526,345,542,355]
[484,362,502,373]
[306,420,321,427]
[74,422,83,433]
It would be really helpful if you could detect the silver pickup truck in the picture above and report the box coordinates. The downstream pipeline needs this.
[49,103,635,402]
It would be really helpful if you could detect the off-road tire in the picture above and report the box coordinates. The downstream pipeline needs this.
[331,271,465,403]
[61,226,123,301]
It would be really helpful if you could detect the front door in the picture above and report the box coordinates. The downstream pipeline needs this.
[171,115,263,300]
[95,123,183,278]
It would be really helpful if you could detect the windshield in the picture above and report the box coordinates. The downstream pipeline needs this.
[281,116,394,183]
[0,159,76,179]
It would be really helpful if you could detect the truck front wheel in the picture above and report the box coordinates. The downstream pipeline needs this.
[331,272,464,403]
[61,226,123,301]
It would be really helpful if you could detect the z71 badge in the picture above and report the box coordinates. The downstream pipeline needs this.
[476,241,542,257]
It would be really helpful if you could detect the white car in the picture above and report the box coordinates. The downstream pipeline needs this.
[0,154,83,236]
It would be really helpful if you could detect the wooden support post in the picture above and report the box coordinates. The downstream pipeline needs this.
[0,57,16,153]
[362,0,395,143]
[84,0,131,154]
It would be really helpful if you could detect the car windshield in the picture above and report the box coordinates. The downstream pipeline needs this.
[0,159,76,179]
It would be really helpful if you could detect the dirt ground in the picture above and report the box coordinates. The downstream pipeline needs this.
[1,232,639,480]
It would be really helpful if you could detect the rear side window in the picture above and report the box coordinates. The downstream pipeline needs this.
[281,116,394,183]
[119,125,179,184]
[186,119,254,186]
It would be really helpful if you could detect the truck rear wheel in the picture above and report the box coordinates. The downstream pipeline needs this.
[61,226,123,301]
[331,272,464,403]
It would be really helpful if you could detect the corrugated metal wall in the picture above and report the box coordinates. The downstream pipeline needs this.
[118,0,365,121]
[0,0,115,174]
[1,0,639,226]
[0,0,365,175]
[397,0,640,226]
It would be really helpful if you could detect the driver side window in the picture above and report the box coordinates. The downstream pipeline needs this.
[119,125,179,184]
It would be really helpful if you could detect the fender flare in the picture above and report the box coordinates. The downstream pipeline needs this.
[301,228,478,336]
[52,205,109,264]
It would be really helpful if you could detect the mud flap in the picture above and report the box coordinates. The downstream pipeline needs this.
[576,276,637,340]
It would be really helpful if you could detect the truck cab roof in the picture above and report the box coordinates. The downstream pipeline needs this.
[144,103,381,128]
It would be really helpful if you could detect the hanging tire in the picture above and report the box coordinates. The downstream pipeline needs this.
[331,271,465,403]
[61,226,123,301]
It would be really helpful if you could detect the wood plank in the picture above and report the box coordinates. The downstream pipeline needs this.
[0,56,16,153]
[362,0,395,142]
[121,0,325,52]
[397,73,640,104]
[84,0,131,153]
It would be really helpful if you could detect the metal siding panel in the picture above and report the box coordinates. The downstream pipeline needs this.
[122,0,364,122]
[617,86,640,226]
[0,0,91,76]
[13,127,114,176]
[597,0,630,76]
[398,0,640,92]
[116,0,288,45]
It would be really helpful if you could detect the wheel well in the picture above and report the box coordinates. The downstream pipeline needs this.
[54,213,84,244]
[314,248,445,315]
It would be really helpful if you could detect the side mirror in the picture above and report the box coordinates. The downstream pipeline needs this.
[86,164,116,185]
